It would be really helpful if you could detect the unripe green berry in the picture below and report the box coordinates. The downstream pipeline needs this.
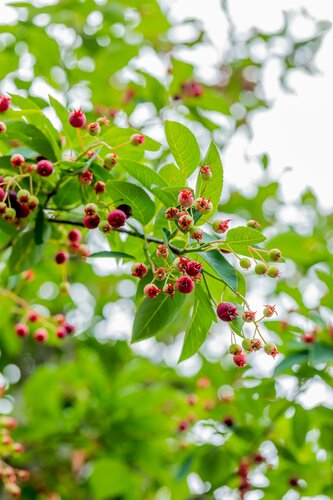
[17,189,30,203]
[0,202,7,214]
[229,343,242,355]
[247,220,260,229]
[255,262,267,275]
[242,339,252,351]
[264,342,277,356]
[269,248,282,262]
[98,220,112,233]
[87,122,101,136]
[104,153,118,169]
[240,258,251,270]
[3,207,16,222]
[267,266,280,278]
[28,195,39,210]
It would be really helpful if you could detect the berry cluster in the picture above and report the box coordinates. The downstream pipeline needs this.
[0,176,40,225]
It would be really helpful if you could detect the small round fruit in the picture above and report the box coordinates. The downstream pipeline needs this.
[3,207,16,222]
[130,133,145,146]
[240,258,251,270]
[269,248,282,262]
[98,220,112,233]
[0,122,6,133]
[143,283,160,299]
[0,95,11,112]
[34,328,48,343]
[131,263,148,279]
[104,153,118,169]
[83,214,100,229]
[55,251,68,264]
[69,109,86,128]
[229,343,242,355]
[37,159,53,177]
[212,219,231,233]
[107,209,126,229]
[247,220,260,229]
[87,122,101,136]
[267,266,280,278]
[216,302,238,322]
[15,323,29,337]
[255,262,268,275]
[84,203,98,216]
[17,189,30,204]
[233,353,247,367]
[10,154,25,168]
[68,229,82,243]
[178,188,194,208]
[116,204,132,218]
[28,196,39,210]
[242,339,252,351]
[176,276,194,294]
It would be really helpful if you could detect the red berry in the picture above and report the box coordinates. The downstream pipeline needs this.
[56,327,67,339]
[68,229,82,243]
[87,122,101,136]
[83,214,100,229]
[176,276,194,294]
[163,282,175,297]
[194,197,212,214]
[107,209,126,229]
[27,311,39,323]
[242,311,256,322]
[233,353,247,367]
[263,304,277,317]
[251,339,262,351]
[64,323,75,334]
[144,283,160,299]
[0,95,11,112]
[69,109,86,128]
[116,204,132,218]
[15,323,29,337]
[156,244,169,259]
[178,420,189,432]
[94,181,106,194]
[10,154,25,168]
[84,203,98,216]
[182,80,204,97]
[34,328,48,343]
[131,263,148,279]
[178,214,194,231]
[178,188,194,208]
[264,342,279,358]
[55,251,68,264]
[223,416,234,427]
[37,159,53,177]
[185,260,202,277]
[0,187,6,202]
[302,331,316,343]
[130,133,145,146]
[187,394,197,406]
[154,267,166,280]
[216,302,238,322]
[78,169,93,185]
[189,226,203,242]
[165,207,179,220]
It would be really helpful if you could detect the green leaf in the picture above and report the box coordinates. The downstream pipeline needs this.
[226,226,266,251]
[165,120,200,178]
[309,342,333,365]
[274,351,309,375]
[4,121,58,161]
[88,251,134,260]
[132,292,186,343]
[89,458,131,499]
[179,286,216,362]
[196,141,223,221]
[118,159,168,192]
[200,250,238,292]
[103,127,161,151]
[106,180,155,225]
[49,95,76,146]
[9,230,46,274]
[292,405,308,447]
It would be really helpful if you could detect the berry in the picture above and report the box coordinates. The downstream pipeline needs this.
[69,109,86,128]
[289,477,299,487]
[0,121,6,133]
[98,220,112,233]
[240,257,251,269]
[194,197,213,214]
[15,323,29,337]
[255,262,267,275]
[36,159,53,177]
[189,225,203,242]
[185,260,202,277]
[104,152,118,169]
[165,207,179,220]
[83,214,100,229]
[107,209,126,229]
[223,416,234,427]
[131,263,148,279]
[200,165,212,180]
[17,189,30,204]
[130,133,145,146]
[15,202,30,219]
[264,342,278,358]
[64,323,75,334]
[10,154,25,168]
[55,251,68,264]
[116,204,132,218]
[34,328,48,343]
[263,305,277,317]
[253,453,265,463]
[212,218,231,233]
[156,245,169,259]
[251,339,262,351]
[28,196,39,210]
[269,248,282,262]
[302,331,316,343]
[154,267,166,280]
[78,169,93,185]
[229,343,242,355]
[176,276,194,294]
[242,310,256,323]
[27,311,38,323]
[94,181,106,194]
[54,314,65,324]
[3,207,16,223]
[242,339,252,351]
[0,187,6,202]
[0,202,6,214]
[84,202,98,216]
[267,265,280,278]
[68,229,82,243]
[87,122,101,136]
[178,420,189,432]
[178,214,194,231]
[216,302,238,322]
[144,283,160,299]
[178,188,194,208]
[56,327,67,339]
[173,256,189,272]
[233,353,247,367]
[182,80,203,97]
[0,95,10,112]
[163,282,175,297]
[247,219,260,229]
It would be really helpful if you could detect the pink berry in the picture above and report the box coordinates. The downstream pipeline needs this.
[107,209,126,229]
[178,188,194,208]
[263,305,277,318]
[55,251,68,264]
[264,343,279,358]
[185,260,202,277]
[131,263,148,279]
[27,311,39,323]
[144,283,160,299]
[34,328,48,343]
[37,159,53,177]
[176,276,194,294]
[242,311,256,323]
[156,244,169,259]
[302,332,316,343]
[83,214,100,229]
[78,169,93,185]
[194,197,212,214]
[69,109,86,128]
[68,229,82,243]
[154,267,166,280]
[87,122,101,136]
[94,181,106,194]
[0,95,10,112]
[233,353,247,367]
[10,154,25,168]
[56,327,67,339]
[178,214,194,231]
[212,219,231,234]
[216,302,238,322]
[178,420,189,432]
[130,133,145,146]
[181,80,204,98]
[15,323,29,337]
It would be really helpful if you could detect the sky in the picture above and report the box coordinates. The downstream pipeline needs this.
[166,0,333,210]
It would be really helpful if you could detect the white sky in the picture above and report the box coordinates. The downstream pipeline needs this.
[168,0,333,209]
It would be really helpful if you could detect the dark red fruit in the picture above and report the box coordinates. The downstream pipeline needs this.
[185,260,202,277]
[69,109,86,128]
[0,95,11,112]
[37,159,53,177]
[107,209,126,229]
[176,276,194,294]
[216,302,238,322]
[94,181,106,194]
[34,328,48,343]
[15,323,29,337]
[116,204,132,218]
[83,214,100,229]
[68,229,82,243]
[55,251,68,264]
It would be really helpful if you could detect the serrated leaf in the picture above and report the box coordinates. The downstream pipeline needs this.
[4,121,57,161]
[106,180,155,225]
[196,141,223,221]
[88,251,134,260]
[132,292,185,342]
[226,227,266,249]
[118,159,167,191]
[165,120,200,178]
[179,286,216,362]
